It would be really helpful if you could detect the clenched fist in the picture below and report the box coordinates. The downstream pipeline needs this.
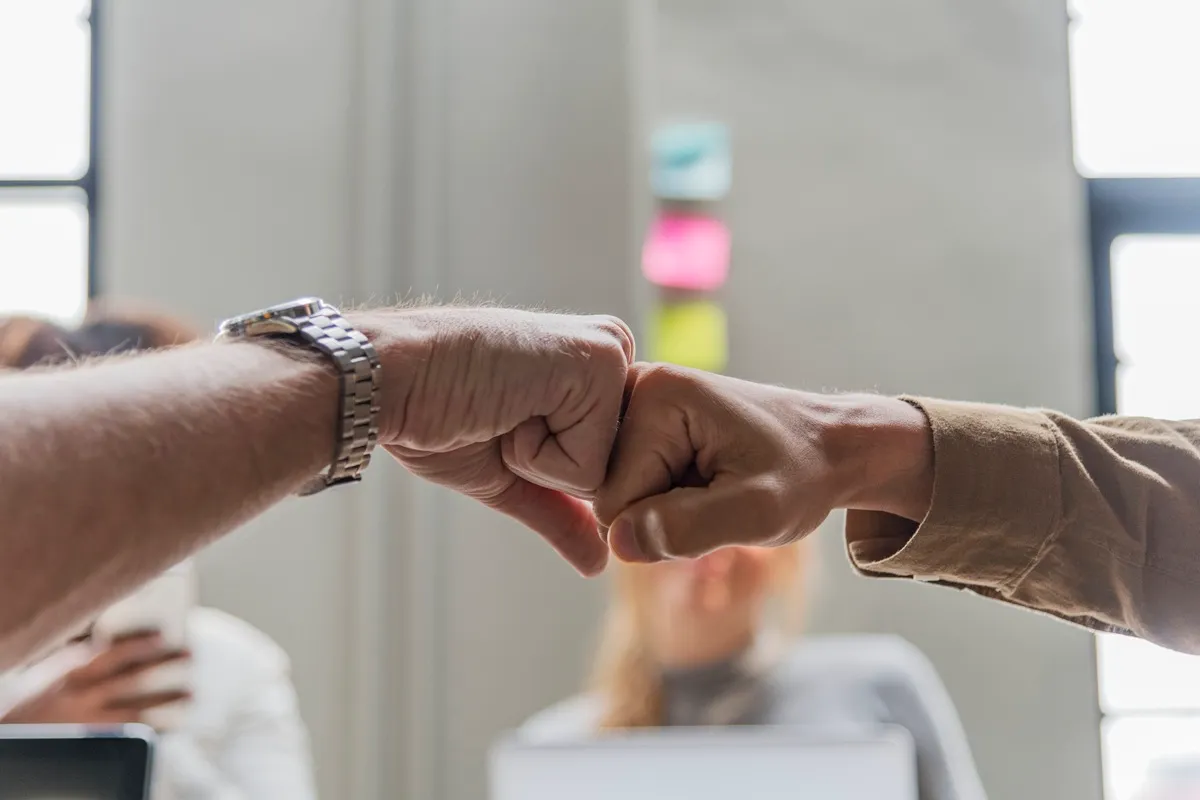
[361,307,635,576]
[594,365,934,563]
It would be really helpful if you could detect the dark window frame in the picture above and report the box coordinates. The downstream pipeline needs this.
[1088,176,1200,415]
[1088,175,1200,800]
[0,1,102,297]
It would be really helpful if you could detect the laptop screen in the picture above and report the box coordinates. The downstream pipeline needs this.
[0,730,152,800]
[491,725,917,800]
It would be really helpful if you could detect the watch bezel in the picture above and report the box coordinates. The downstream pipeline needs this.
[217,297,326,339]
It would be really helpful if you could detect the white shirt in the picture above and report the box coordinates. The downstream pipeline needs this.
[0,607,318,800]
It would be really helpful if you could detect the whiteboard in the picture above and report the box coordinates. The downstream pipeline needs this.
[490,725,917,800]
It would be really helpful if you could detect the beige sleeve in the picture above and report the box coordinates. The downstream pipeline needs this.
[845,397,1200,654]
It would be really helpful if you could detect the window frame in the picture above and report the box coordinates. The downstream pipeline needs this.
[1088,176,1200,415]
[0,0,102,297]
[1088,176,1200,798]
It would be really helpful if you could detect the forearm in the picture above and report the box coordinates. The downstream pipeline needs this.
[0,342,335,668]
[830,394,1200,652]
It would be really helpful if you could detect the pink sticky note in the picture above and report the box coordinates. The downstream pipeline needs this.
[641,213,731,291]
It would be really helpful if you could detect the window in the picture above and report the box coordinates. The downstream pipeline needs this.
[0,0,98,323]
[1072,2,1200,799]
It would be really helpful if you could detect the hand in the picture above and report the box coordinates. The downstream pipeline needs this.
[593,365,933,562]
[1,632,191,725]
[361,307,635,576]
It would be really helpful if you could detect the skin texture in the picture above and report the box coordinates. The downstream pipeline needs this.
[0,307,632,669]
[594,364,934,563]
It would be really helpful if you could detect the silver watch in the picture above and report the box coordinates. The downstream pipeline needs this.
[217,297,382,496]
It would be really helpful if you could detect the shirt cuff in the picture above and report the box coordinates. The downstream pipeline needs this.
[844,397,1062,593]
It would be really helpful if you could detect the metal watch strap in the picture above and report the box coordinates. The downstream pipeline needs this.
[293,308,382,496]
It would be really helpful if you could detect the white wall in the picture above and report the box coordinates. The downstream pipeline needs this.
[649,2,1099,800]
[403,2,644,796]
[101,1,415,797]
[101,1,1097,799]
[101,0,639,797]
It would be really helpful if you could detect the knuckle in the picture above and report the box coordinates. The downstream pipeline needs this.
[575,461,607,495]
[593,315,635,359]
[593,341,631,379]
[592,488,619,528]
[636,363,694,396]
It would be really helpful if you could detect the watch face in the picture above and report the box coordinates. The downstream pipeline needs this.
[218,297,326,337]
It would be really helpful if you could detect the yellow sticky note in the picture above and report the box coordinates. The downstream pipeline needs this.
[649,301,728,373]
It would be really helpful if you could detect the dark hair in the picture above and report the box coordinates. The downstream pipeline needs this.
[0,305,200,369]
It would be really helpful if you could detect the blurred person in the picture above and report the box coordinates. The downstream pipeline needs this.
[521,543,985,800]
[0,299,635,669]
[0,563,316,800]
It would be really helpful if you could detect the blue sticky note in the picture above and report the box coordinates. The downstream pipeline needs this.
[651,122,731,201]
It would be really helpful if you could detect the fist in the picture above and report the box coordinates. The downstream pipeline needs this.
[365,307,635,576]
[594,365,848,562]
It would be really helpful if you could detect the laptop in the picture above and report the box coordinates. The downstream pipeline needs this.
[0,724,155,800]
[490,725,917,800]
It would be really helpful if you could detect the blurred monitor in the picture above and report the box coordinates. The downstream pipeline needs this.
[490,725,916,800]
[0,724,154,800]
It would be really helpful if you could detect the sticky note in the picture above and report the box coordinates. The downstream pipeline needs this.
[649,301,728,373]
[650,122,731,201]
[642,213,731,291]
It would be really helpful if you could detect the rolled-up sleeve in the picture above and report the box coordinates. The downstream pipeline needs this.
[845,397,1200,654]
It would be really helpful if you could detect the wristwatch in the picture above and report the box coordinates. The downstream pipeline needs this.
[217,298,382,496]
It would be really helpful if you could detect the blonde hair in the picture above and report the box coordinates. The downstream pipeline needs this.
[589,540,816,730]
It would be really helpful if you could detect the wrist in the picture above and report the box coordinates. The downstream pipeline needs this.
[346,308,432,442]
[818,394,934,522]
